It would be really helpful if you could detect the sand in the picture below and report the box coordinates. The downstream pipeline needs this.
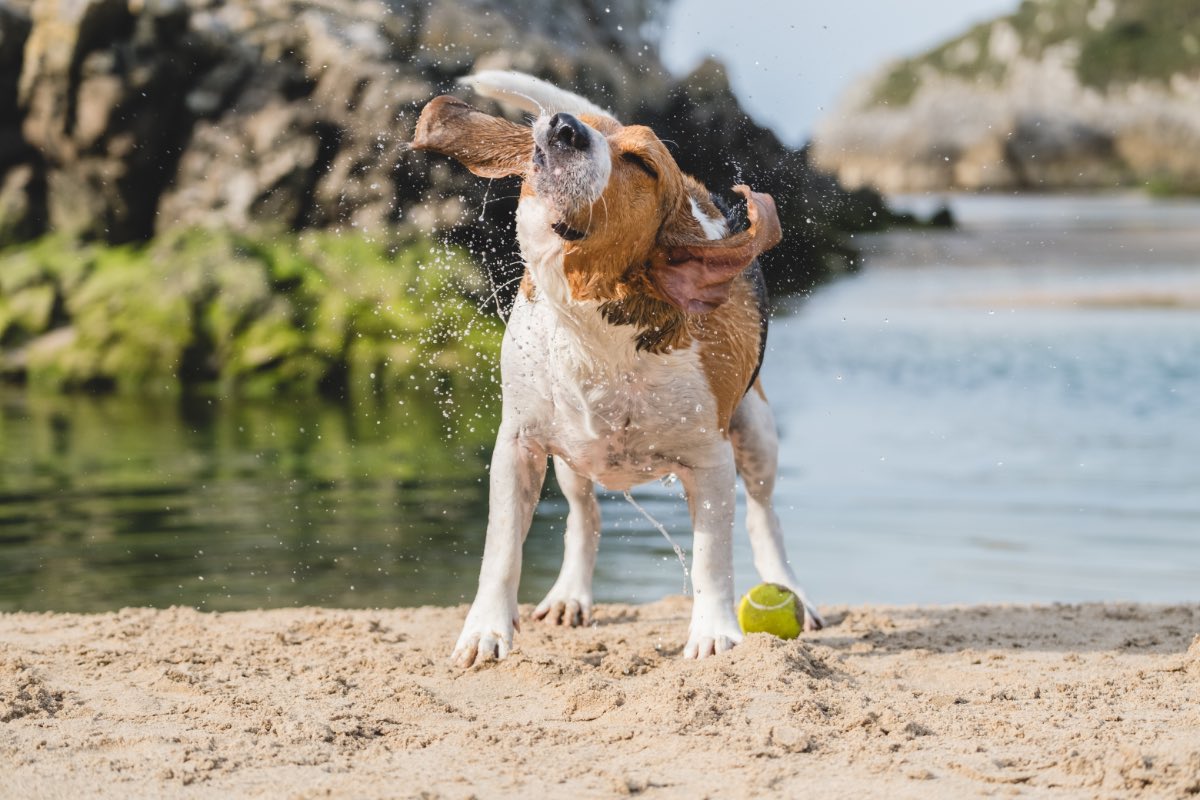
[2,598,1198,799]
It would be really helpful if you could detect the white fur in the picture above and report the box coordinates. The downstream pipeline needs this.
[460,70,616,121]
[449,72,818,668]
[509,198,725,482]
[730,390,824,629]
[453,221,743,665]
[690,197,727,240]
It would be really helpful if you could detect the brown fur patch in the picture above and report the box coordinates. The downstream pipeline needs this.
[519,271,535,301]
[689,274,764,433]
[554,122,706,304]
[598,293,690,354]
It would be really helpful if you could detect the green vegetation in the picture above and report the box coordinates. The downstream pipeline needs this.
[869,0,1200,108]
[0,230,502,397]
[1143,173,1200,196]
[1076,1,1200,88]
[870,62,923,108]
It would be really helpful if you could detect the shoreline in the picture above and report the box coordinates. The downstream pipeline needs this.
[3,598,1198,798]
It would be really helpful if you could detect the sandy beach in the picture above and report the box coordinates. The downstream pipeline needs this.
[2,598,1198,798]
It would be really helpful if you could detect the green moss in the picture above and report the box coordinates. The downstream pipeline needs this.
[0,284,55,341]
[0,230,502,398]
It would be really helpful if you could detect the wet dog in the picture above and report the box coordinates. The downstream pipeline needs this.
[411,71,822,667]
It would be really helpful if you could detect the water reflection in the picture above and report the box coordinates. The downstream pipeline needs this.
[0,386,697,612]
[0,389,496,610]
[3,194,1199,613]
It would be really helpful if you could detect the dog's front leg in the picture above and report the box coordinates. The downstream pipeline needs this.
[452,428,547,668]
[680,452,744,658]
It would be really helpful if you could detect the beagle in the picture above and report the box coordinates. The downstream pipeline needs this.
[412,71,822,667]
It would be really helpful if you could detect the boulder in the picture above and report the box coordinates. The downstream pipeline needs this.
[0,0,881,293]
[18,0,210,240]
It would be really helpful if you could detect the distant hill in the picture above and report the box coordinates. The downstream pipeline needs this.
[812,0,1200,193]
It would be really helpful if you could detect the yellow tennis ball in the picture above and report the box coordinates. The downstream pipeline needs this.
[737,583,803,639]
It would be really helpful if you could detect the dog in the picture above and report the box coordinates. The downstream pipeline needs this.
[411,71,822,667]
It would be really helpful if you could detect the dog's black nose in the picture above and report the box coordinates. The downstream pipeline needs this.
[548,112,589,150]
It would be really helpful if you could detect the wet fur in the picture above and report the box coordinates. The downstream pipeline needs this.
[409,72,821,668]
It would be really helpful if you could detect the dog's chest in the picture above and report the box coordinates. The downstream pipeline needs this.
[504,296,718,489]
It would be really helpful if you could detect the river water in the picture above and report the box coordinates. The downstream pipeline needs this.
[2,194,1197,612]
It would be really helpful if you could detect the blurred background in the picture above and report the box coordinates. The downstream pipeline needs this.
[0,0,1196,613]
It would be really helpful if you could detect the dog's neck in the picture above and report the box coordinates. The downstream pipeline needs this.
[516,198,691,354]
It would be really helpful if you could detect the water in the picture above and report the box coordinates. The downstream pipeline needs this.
[767,193,1200,604]
[1,194,1198,612]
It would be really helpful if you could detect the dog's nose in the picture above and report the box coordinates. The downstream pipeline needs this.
[548,112,589,150]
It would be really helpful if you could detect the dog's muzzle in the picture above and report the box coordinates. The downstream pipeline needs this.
[532,111,608,241]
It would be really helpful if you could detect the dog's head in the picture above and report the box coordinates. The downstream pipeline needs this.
[411,71,781,313]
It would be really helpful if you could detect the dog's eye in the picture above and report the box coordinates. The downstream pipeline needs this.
[621,152,658,180]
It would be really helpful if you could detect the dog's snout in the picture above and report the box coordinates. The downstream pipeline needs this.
[549,112,589,150]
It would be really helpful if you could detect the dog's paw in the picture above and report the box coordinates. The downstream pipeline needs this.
[683,603,743,659]
[452,603,517,668]
[803,602,825,632]
[532,585,592,627]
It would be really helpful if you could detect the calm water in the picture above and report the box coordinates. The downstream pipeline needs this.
[2,194,1198,612]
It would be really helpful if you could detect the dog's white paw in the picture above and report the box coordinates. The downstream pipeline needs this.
[683,602,743,659]
[532,583,592,627]
[452,602,517,668]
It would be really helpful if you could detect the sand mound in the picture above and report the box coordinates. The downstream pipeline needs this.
[0,657,67,722]
[1,598,1197,798]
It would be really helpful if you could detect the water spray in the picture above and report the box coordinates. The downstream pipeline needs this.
[622,489,690,595]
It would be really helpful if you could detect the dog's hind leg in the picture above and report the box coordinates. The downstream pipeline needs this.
[730,383,824,631]
[533,456,601,627]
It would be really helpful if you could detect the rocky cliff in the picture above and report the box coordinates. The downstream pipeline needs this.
[0,0,882,290]
[812,0,1200,194]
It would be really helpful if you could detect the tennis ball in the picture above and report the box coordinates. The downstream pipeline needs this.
[737,583,803,639]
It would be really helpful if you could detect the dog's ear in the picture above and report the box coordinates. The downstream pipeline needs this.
[649,185,782,314]
[411,95,532,179]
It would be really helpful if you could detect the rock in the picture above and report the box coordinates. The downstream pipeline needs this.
[0,164,43,243]
[18,0,211,241]
[0,4,39,241]
[813,0,1200,193]
[0,0,880,294]
[0,3,31,121]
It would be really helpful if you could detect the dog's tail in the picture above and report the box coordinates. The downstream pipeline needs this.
[459,70,616,122]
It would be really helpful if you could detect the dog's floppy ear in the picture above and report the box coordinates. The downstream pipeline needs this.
[411,95,532,179]
[650,185,782,314]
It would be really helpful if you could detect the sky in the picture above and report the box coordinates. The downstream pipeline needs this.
[659,0,1020,145]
